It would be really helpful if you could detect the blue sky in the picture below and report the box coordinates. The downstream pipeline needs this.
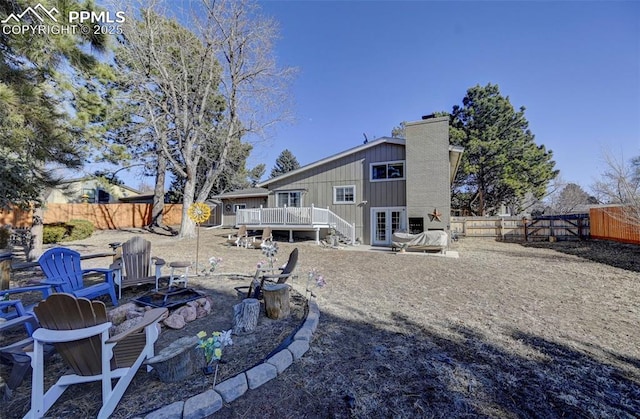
[242,0,639,191]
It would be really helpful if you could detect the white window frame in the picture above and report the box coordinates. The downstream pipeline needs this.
[333,185,356,204]
[276,191,302,207]
[370,160,405,182]
[233,203,246,213]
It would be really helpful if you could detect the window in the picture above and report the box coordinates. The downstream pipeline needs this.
[276,191,301,207]
[233,204,246,213]
[81,188,96,203]
[370,160,405,181]
[333,185,355,204]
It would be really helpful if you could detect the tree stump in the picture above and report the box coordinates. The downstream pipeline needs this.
[0,252,11,291]
[232,298,260,335]
[145,336,204,382]
[263,283,290,320]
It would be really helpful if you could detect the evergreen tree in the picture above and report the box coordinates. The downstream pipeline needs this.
[270,149,300,178]
[449,83,558,215]
[249,164,266,186]
[1,0,115,260]
[0,0,112,210]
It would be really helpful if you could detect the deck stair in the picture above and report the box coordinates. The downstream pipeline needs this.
[236,205,356,245]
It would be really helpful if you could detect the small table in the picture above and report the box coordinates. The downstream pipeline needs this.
[168,261,191,288]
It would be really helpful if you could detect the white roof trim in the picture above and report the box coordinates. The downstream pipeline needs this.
[258,137,405,187]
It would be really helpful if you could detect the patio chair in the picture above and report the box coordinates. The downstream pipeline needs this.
[247,227,273,249]
[25,293,167,418]
[235,247,298,299]
[226,225,248,247]
[111,236,166,298]
[0,284,53,321]
[38,247,119,306]
[0,300,55,393]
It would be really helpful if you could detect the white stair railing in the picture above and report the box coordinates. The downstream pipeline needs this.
[236,206,356,245]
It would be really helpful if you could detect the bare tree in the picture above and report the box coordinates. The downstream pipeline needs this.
[592,152,640,225]
[116,1,226,238]
[115,0,295,238]
[193,0,296,204]
[548,182,594,214]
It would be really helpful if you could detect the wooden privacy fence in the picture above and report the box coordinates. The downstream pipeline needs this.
[451,214,591,242]
[524,214,590,241]
[590,206,640,245]
[0,203,184,229]
[451,216,525,240]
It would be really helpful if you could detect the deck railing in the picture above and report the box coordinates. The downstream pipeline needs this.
[236,205,355,244]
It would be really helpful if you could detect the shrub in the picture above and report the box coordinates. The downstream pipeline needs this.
[64,219,94,241]
[43,224,67,244]
[43,219,94,244]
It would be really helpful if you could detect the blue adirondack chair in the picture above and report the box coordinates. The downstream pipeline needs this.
[38,247,118,306]
[0,284,53,321]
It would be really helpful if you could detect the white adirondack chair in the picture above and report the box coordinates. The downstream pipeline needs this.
[24,293,167,419]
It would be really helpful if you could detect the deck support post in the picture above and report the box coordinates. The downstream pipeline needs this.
[289,230,294,243]
[315,228,320,245]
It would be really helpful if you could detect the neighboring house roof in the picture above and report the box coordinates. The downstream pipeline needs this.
[119,193,154,203]
[449,145,465,184]
[257,137,464,187]
[211,187,270,199]
[257,137,405,187]
[58,176,142,195]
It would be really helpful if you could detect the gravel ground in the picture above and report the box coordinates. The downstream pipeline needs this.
[2,228,640,418]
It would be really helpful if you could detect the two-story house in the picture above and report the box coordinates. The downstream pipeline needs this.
[216,115,463,246]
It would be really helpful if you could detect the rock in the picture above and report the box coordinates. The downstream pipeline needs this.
[111,317,144,336]
[194,307,207,319]
[202,298,212,312]
[163,313,186,329]
[175,305,197,323]
[126,309,144,320]
[190,297,212,319]
[108,302,139,324]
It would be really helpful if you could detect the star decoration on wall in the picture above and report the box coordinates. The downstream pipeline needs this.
[429,208,442,222]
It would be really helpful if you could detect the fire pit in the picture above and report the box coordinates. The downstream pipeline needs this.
[133,287,204,309]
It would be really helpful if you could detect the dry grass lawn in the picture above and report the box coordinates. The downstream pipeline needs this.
[2,228,640,418]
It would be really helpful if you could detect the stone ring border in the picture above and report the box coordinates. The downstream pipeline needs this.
[140,296,320,419]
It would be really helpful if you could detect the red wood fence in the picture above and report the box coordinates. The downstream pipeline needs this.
[590,206,640,245]
[1,203,184,229]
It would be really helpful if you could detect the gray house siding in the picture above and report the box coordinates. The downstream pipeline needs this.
[222,196,268,227]
[247,115,458,246]
[361,144,406,243]
[264,143,407,243]
[405,116,451,231]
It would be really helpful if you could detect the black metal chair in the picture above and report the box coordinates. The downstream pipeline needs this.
[235,248,298,299]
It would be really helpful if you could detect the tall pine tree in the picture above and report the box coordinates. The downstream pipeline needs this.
[1,0,115,259]
[450,83,558,215]
[0,0,112,210]
[270,149,300,178]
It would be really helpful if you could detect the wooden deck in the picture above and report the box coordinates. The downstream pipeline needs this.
[236,206,355,244]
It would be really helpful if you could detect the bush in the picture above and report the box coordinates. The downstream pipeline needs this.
[43,224,67,244]
[43,219,94,244]
[65,219,94,241]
